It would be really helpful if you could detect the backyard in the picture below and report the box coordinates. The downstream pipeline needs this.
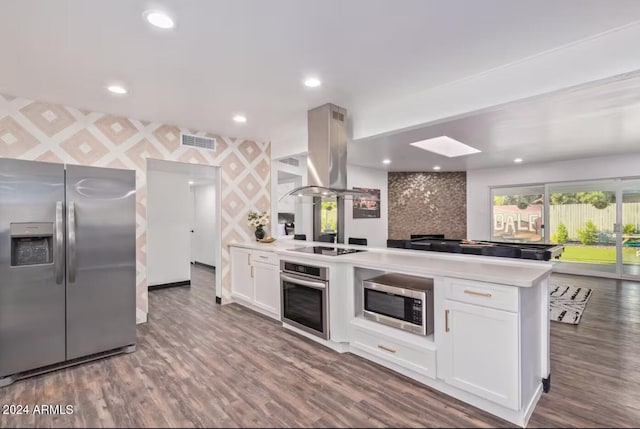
[559,245,640,265]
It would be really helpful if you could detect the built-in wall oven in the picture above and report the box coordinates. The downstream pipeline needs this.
[362,273,434,336]
[280,261,329,340]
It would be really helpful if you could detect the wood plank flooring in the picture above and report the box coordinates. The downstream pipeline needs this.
[2,266,640,428]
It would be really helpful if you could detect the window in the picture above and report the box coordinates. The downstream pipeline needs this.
[320,198,337,233]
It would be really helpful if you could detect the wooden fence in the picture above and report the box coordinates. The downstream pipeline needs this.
[548,203,640,241]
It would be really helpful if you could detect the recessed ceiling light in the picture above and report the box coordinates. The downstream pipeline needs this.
[514,158,523,163]
[144,10,175,29]
[433,166,441,171]
[188,180,194,185]
[410,136,481,158]
[233,115,247,124]
[107,85,128,95]
[382,159,391,164]
[304,77,322,88]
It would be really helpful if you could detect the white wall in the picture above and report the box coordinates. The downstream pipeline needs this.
[147,169,192,285]
[346,165,389,247]
[271,155,311,239]
[277,181,297,214]
[192,183,217,267]
[467,153,640,240]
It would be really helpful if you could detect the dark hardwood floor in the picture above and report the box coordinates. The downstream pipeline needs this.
[2,266,640,428]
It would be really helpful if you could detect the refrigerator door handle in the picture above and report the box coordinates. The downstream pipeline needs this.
[68,201,77,283]
[55,201,64,284]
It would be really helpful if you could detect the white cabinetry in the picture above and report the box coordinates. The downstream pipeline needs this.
[230,247,280,320]
[230,247,252,301]
[440,299,519,410]
[253,261,280,317]
[439,278,521,410]
[350,317,436,380]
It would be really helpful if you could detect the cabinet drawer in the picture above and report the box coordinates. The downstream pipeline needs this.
[250,251,278,266]
[351,325,436,379]
[444,278,518,312]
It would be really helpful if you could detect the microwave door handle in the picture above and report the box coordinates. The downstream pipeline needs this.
[280,273,326,290]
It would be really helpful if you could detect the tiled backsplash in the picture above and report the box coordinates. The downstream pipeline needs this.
[388,172,467,240]
[0,93,271,323]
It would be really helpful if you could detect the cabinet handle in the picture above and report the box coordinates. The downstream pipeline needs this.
[247,253,251,266]
[377,344,396,354]
[445,309,450,332]
[464,289,492,298]
[259,255,268,259]
[250,266,254,278]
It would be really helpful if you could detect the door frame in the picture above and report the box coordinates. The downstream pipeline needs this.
[145,158,223,301]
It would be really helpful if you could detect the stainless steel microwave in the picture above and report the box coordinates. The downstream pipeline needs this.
[362,273,434,335]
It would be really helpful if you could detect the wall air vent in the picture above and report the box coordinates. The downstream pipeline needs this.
[279,157,300,167]
[180,133,217,151]
[332,110,344,121]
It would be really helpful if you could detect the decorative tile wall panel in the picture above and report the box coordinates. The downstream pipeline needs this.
[388,172,467,240]
[0,93,271,323]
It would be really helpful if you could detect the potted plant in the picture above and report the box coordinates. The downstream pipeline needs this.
[248,211,269,241]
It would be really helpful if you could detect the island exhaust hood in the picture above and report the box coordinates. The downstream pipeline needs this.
[282,103,372,199]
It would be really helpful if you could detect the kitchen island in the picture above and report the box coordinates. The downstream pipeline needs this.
[228,240,552,427]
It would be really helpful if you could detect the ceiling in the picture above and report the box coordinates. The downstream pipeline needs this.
[2,0,640,156]
[350,72,640,171]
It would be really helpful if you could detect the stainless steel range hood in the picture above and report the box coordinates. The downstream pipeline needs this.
[280,103,372,243]
[282,103,372,199]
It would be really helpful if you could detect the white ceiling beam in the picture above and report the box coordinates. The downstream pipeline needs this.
[351,21,640,141]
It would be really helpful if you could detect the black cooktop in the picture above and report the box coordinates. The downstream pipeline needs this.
[288,246,367,256]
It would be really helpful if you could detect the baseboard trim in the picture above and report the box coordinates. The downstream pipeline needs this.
[148,280,191,291]
[194,261,216,270]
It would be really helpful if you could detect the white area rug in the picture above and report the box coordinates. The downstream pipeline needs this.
[550,283,593,325]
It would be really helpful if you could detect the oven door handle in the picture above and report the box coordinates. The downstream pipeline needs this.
[281,273,327,290]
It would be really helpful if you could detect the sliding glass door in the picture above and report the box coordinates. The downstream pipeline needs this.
[621,179,640,278]
[491,178,640,279]
[491,186,544,243]
[548,180,618,275]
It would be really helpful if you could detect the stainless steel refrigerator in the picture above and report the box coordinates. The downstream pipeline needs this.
[0,159,136,386]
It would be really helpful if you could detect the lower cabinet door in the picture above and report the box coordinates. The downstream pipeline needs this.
[230,248,253,302]
[252,261,280,319]
[441,299,520,410]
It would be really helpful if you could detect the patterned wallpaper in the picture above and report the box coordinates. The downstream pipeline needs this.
[388,172,467,240]
[0,93,270,323]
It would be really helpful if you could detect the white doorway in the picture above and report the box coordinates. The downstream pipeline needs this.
[146,159,220,298]
[191,180,217,269]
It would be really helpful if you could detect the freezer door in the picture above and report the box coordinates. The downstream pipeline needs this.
[0,159,66,377]
[65,165,136,359]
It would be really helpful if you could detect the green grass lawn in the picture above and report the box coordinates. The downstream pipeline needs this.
[559,245,640,264]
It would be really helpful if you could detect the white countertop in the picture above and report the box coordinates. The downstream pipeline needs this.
[229,239,552,287]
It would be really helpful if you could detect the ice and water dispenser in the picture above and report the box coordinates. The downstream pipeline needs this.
[10,223,54,266]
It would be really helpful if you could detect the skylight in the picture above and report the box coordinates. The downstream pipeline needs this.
[410,136,481,158]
